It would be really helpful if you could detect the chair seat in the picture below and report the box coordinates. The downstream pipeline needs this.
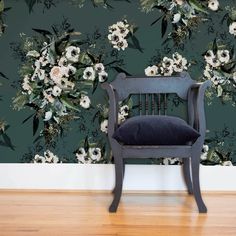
[113,115,200,146]
[122,144,192,158]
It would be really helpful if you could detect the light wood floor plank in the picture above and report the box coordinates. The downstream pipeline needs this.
[0,191,236,236]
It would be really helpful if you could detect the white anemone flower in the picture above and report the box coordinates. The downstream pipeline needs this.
[116,21,129,37]
[113,38,128,51]
[208,0,219,11]
[76,148,91,164]
[44,150,59,163]
[43,88,55,103]
[65,46,80,62]
[94,63,105,73]
[172,13,181,23]
[34,154,46,163]
[222,161,233,166]
[229,22,236,36]
[108,32,123,44]
[217,50,230,64]
[89,147,102,161]
[160,66,173,76]
[44,111,53,121]
[201,145,209,160]
[58,57,68,67]
[120,105,129,116]
[52,85,62,97]
[204,50,215,64]
[210,57,221,68]
[80,95,91,109]
[162,57,174,68]
[173,55,188,72]
[50,66,63,83]
[145,65,158,76]
[98,71,108,82]
[62,65,77,77]
[109,23,119,33]
[100,119,108,133]
[83,67,96,81]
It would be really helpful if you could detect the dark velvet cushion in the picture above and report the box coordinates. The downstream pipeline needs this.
[113,115,200,145]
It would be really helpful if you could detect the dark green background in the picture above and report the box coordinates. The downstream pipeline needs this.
[0,0,235,163]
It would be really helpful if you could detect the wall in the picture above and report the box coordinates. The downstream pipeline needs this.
[0,0,236,165]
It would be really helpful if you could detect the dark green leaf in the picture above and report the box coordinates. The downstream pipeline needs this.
[221,13,229,25]
[32,28,52,37]
[215,150,224,161]
[230,45,235,58]
[22,113,34,124]
[0,71,9,80]
[33,115,39,136]
[33,135,43,144]
[130,35,143,53]
[92,77,99,94]
[84,136,89,152]
[212,38,218,54]
[55,35,70,55]
[24,0,37,13]
[161,16,168,38]
[3,7,11,12]
[162,37,172,45]
[111,66,132,76]
[150,15,163,26]
[2,133,15,150]
[92,111,100,122]
[221,61,236,73]
[86,52,97,64]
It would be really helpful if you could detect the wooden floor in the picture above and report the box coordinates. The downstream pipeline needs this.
[0,191,236,236]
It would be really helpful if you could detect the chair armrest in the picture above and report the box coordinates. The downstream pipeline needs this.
[101,82,119,138]
[187,80,212,140]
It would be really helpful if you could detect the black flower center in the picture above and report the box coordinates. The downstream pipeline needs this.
[86,71,92,77]
[71,50,77,56]
[93,150,98,155]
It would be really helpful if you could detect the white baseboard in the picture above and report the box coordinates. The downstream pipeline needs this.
[0,164,235,191]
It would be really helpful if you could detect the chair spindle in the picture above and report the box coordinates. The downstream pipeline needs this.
[145,94,148,115]
[157,94,161,115]
[164,93,167,115]
[151,94,155,115]
[139,94,142,115]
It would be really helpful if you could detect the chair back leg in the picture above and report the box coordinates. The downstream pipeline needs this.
[183,158,193,194]
[191,143,207,213]
[109,154,124,212]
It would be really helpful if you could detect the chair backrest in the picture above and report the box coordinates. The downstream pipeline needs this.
[110,72,195,116]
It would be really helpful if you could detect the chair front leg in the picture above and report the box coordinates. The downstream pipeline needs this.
[183,158,193,194]
[112,159,125,194]
[109,155,124,213]
[191,144,207,213]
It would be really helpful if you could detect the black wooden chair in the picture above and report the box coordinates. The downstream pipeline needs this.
[102,72,211,213]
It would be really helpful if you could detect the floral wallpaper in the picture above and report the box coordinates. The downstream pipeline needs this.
[0,0,236,165]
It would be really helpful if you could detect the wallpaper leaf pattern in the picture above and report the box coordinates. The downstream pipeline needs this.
[0,0,235,165]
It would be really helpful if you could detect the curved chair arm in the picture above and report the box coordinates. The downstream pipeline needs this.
[101,82,119,139]
[187,80,212,140]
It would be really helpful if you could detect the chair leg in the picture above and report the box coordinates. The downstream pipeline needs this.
[112,160,125,194]
[183,158,193,194]
[109,155,124,213]
[191,150,207,213]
